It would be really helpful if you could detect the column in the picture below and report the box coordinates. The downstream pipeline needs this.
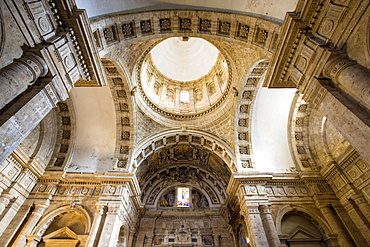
[245,204,269,247]
[0,77,59,165]
[86,205,106,247]
[323,53,370,111]
[0,51,48,109]
[0,193,14,215]
[259,204,280,247]
[98,205,122,247]
[11,202,49,247]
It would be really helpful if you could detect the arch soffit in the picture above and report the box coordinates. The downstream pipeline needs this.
[46,100,76,171]
[274,205,333,236]
[131,129,236,173]
[91,9,281,74]
[90,10,281,50]
[141,163,228,207]
[234,59,269,170]
[100,58,134,171]
[32,205,92,236]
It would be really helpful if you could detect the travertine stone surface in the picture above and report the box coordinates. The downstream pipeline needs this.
[1,0,370,246]
[323,54,370,110]
[0,52,48,109]
[318,87,370,165]
[0,87,55,165]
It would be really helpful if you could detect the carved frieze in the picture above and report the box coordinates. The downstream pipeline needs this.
[24,1,55,40]
[242,90,253,100]
[238,132,248,141]
[238,118,248,127]
[121,117,130,126]
[117,159,128,168]
[120,146,129,154]
[241,159,252,168]
[121,131,130,140]
[239,105,250,114]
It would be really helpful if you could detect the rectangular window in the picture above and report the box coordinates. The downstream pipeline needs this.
[180,91,190,103]
[177,187,190,207]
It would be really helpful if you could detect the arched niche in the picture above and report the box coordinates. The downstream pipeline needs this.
[275,207,333,247]
[281,212,326,246]
[32,206,91,246]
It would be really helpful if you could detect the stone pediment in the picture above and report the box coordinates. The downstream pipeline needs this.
[43,227,79,240]
[288,226,321,241]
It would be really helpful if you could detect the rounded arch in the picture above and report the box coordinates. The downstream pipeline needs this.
[91,10,281,59]
[100,58,135,171]
[32,205,92,237]
[130,129,236,173]
[275,205,333,237]
[46,100,76,171]
[234,59,270,171]
[154,184,212,209]
[92,10,280,129]
[144,165,225,210]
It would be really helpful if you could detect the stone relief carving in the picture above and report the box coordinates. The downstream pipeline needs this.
[122,21,135,38]
[218,21,231,35]
[140,20,152,34]
[200,19,211,32]
[160,18,171,31]
[180,17,192,31]
[237,23,249,39]
[103,26,117,44]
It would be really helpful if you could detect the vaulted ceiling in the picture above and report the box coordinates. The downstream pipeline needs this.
[75,0,298,21]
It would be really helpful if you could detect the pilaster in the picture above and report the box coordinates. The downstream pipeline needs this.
[98,203,123,247]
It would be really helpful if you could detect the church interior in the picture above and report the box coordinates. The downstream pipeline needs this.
[0,0,370,246]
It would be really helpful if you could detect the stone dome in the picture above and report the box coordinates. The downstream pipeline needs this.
[139,37,230,118]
